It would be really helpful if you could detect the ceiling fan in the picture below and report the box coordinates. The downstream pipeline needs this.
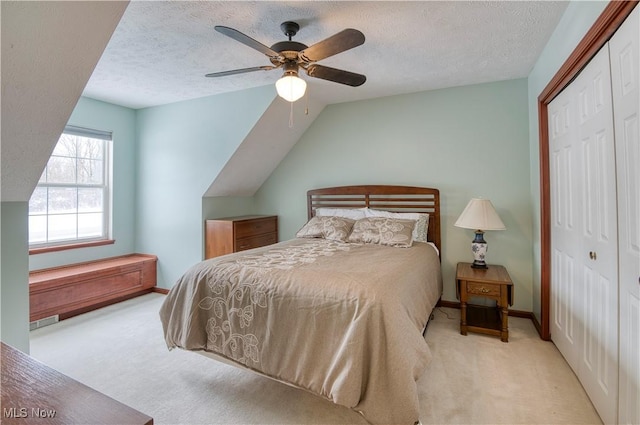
[206,21,366,102]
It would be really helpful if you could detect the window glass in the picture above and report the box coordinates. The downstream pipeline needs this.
[28,126,111,248]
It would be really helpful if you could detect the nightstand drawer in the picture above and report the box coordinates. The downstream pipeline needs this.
[236,233,277,252]
[235,217,277,238]
[467,282,501,297]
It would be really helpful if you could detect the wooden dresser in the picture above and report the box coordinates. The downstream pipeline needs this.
[205,215,277,259]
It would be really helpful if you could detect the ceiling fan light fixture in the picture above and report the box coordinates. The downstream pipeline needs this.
[210,23,366,102]
[276,74,307,102]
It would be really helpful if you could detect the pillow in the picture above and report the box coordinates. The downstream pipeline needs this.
[365,209,429,243]
[347,217,415,247]
[315,207,368,220]
[295,216,355,242]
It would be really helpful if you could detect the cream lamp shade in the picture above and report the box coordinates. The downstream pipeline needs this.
[455,198,505,269]
[275,74,307,102]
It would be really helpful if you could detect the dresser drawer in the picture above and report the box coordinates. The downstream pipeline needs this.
[235,217,277,239]
[236,233,278,252]
[467,282,501,297]
[205,215,278,259]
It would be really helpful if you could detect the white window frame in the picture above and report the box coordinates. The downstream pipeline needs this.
[28,125,113,249]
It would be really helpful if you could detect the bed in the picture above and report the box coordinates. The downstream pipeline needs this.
[160,185,443,424]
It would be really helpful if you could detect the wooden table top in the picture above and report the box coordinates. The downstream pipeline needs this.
[1,342,153,425]
[456,262,512,285]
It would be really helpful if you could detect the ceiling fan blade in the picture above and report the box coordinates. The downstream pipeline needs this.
[299,29,365,62]
[305,64,366,87]
[205,65,276,78]
[215,26,282,60]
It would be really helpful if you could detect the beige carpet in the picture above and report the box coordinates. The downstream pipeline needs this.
[29,293,602,425]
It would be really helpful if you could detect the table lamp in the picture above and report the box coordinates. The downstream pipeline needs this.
[455,198,505,269]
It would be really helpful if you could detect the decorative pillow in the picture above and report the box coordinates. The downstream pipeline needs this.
[365,209,429,243]
[295,216,355,242]
[347,217,415,247]
[315,207,368,220]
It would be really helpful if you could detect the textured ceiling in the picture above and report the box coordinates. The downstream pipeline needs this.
[83,1,568,109]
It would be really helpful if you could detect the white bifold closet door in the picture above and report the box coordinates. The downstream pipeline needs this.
[610,6,640,425]
[549,42,619,425]
[549,6,639,425]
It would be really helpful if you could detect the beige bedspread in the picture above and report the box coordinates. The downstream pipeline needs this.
[160,238,442,424]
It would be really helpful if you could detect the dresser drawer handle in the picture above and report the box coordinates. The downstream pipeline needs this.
[480,287,490,293]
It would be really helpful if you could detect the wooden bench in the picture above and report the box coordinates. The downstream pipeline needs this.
[29,254,157,323]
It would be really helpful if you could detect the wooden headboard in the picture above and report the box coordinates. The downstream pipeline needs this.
[307,185,441,251]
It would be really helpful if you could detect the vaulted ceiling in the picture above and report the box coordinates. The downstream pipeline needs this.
[83,1,569,109]
[1,1,570,201]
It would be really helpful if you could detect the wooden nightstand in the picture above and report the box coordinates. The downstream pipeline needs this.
[456,262,513,342]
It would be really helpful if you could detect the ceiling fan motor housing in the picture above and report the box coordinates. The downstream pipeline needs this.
[270,41,308,58]
[270,22,308,64]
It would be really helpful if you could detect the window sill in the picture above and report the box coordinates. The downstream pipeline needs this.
[29,239,115,255]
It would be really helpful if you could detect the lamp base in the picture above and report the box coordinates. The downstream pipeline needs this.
[470,230,489,269]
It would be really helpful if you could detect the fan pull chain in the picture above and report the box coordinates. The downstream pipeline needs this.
[289,101,294,128]
[289,90,309,127]
[305,89,309,115]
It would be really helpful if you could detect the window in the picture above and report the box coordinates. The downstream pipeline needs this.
[29,125,112,248]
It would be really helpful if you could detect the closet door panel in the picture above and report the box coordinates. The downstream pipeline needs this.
[573,44,618,425]
[549,84,582,369]
[610,6,640,425]
[550,43,619,424]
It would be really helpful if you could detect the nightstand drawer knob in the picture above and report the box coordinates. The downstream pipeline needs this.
[589,251,597,260]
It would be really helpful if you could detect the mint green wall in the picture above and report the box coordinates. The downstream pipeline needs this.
[29,97,138,271]
[1,202,30,352]
[202,196,257,221]
[1,3,603,352]
[254,79,532,311]
[3,97,136,352]
[527,1,608,323]
[135,86,275,288]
